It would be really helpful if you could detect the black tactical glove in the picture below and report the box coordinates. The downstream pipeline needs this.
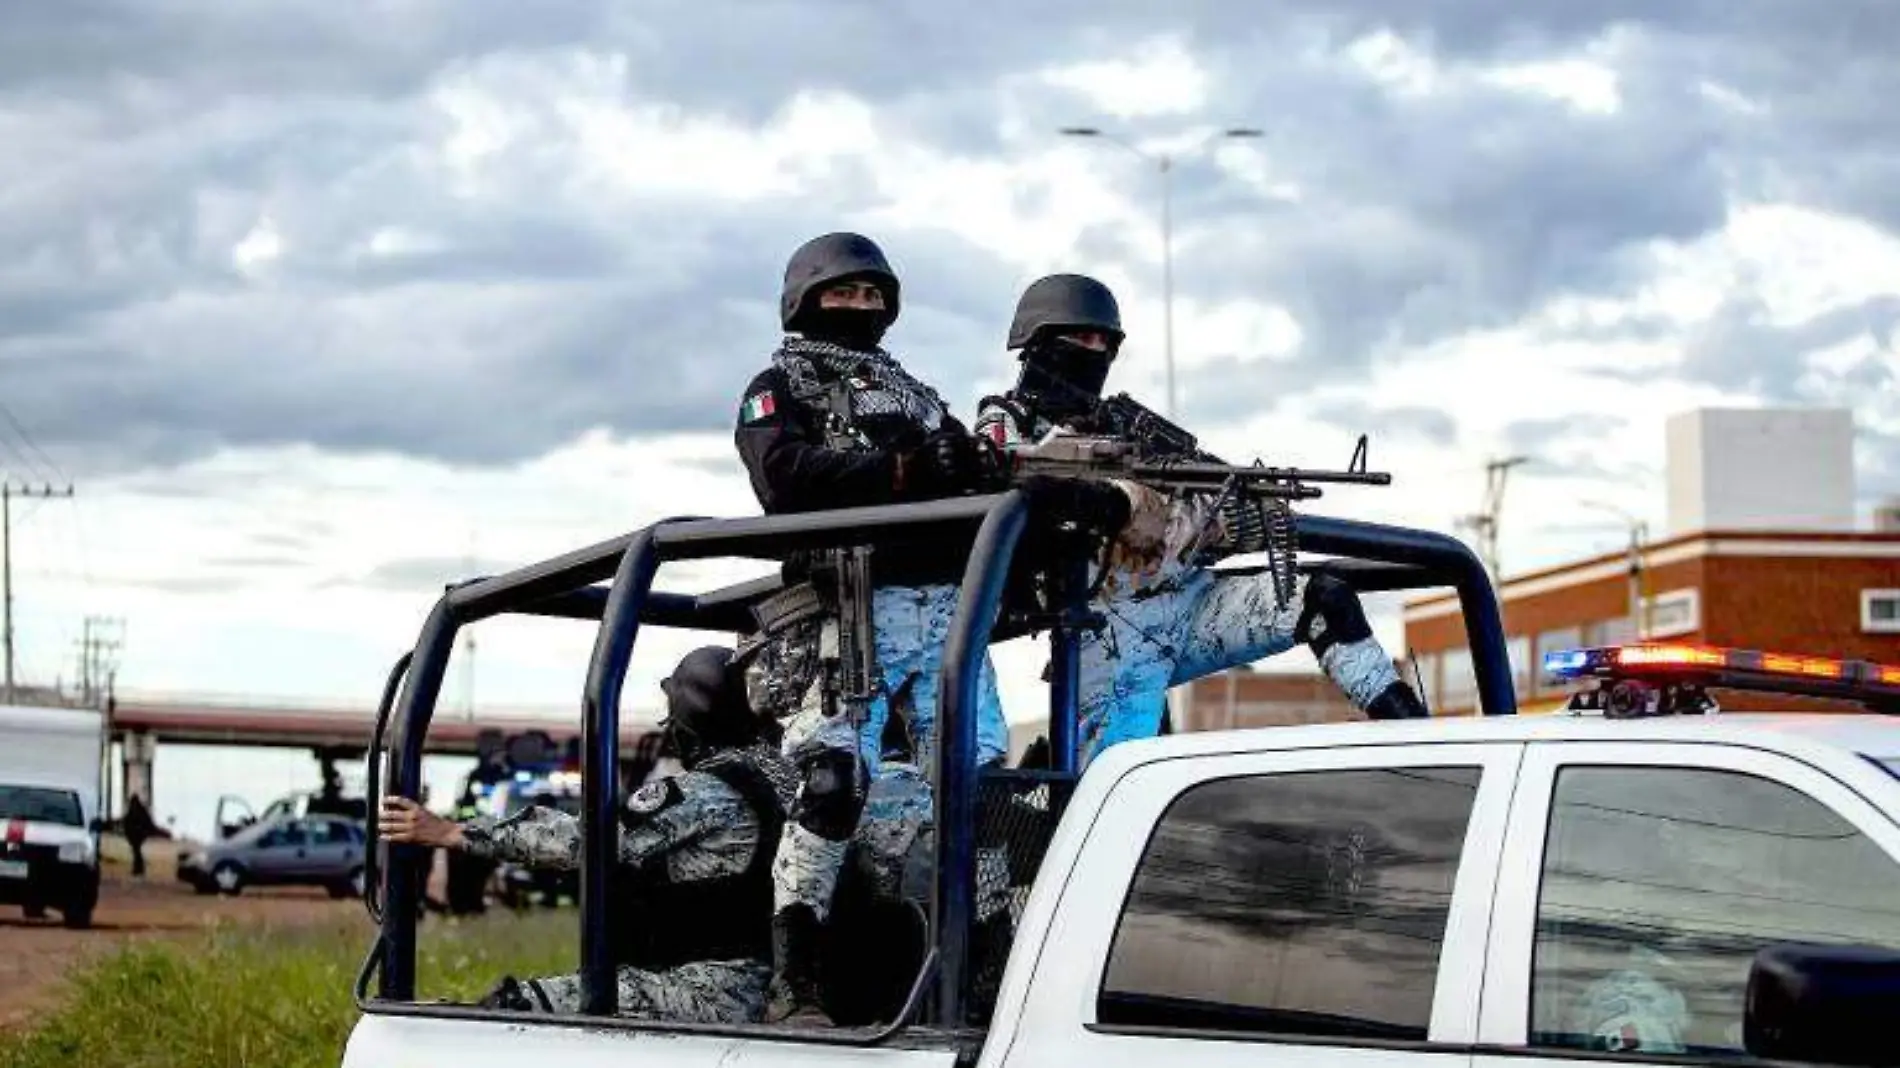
[901,428,985,497]
[1019,475,1132,536]
[479,975,538,1011]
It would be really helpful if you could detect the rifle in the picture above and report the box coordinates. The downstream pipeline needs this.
[992,432,1391,499]
[991,390,1392,609]
[826,546,878,731]
[1073,392,1204,460]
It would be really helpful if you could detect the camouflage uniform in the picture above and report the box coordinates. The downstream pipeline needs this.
[741,611,1006,922]
[974,406,1414,766]
[459,743,797,1024]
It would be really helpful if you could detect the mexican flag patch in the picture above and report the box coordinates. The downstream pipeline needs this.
[741,390,778,423]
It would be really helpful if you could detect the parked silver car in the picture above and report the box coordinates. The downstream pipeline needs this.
[178,812,366,898]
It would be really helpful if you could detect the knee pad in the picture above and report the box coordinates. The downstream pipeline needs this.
[793,749,867,840]
[1297,572,1373,657]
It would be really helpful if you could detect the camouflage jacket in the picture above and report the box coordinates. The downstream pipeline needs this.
[459,744,798,884]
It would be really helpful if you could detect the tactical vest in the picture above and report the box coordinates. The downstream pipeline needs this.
[611,755,786,971]
[776,352,941,454]
[774,352,971,591]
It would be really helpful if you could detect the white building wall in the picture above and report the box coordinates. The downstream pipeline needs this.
[1665,408,1856,535]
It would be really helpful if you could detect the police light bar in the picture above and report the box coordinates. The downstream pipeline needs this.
[1544,643,1900,716]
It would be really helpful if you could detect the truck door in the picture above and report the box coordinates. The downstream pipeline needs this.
[993,741,1523,1068]
[1473,740,1900,1066]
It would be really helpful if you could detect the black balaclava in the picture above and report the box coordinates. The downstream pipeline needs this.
[1006,273,1124,423]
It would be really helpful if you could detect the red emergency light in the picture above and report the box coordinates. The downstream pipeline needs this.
[1544,642,1900,717]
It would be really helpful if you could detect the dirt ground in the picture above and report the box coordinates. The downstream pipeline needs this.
[0,837,368,1031]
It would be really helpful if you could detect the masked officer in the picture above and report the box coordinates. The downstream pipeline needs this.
[973,273,1429,766]
[379,646,795,1024]
[734,233,1127,1024]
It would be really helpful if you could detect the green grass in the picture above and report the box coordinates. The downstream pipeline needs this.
[0,908,577,1068]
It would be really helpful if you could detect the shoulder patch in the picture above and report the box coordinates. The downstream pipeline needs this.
[625,778,677,816]
[740,389,779,424]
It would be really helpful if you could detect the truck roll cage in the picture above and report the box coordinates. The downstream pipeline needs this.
[360,492,1514,1040]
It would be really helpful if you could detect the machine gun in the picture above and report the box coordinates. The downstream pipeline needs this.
[1071,392,1205,461]
[989,391,1392,609]
[991,427,1392,501]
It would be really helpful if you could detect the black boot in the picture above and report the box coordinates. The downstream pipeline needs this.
[766,904,833,1026]
[1364,680,1430,720]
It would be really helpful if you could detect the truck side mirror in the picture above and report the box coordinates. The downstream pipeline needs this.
[89,818,104,833]
[1746,943,1900,1066]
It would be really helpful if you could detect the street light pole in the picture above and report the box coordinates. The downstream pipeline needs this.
[1159,154,1175,417]
[1060,125,1262,419]
[1583,500,1651,639]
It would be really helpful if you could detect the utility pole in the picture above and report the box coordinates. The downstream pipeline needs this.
[461,530,477,722]
[4,481,75,702]
[1583,501,1651,639]
[1457,457,1528,583]
[73,615,124,708]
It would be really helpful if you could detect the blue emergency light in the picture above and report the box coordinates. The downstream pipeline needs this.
[1543,642,1900,717]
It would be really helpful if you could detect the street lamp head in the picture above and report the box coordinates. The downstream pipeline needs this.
[1222,127,1264,138]
[1059,126,1103,137]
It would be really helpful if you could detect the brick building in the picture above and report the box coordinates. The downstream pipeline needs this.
[1405,407,1898,715]
[1169,406,1897,729]
[1402,530,1900,715]
[1177,666,1363,732]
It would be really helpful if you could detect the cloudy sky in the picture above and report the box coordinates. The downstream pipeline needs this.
[3,0,1898,731]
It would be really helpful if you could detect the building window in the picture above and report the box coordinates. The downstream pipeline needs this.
[1507,634,1532,693]
[1439,647,1476,711]
[1641,588,1700,639]
[1530,766,1900,1057]
[1864,589,1900,634]
[1583,616,1637,647]
[1100,766,1484,1042]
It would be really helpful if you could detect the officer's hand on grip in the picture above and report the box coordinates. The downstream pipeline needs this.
[1019,474,1132,536]
[900,427,987,497]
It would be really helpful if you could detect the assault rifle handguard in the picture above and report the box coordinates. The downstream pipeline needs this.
[994,434,1391,501]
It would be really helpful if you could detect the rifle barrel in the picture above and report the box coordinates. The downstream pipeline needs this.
[1128,461,1394,486]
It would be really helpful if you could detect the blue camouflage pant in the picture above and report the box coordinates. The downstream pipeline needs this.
[861,584,1009,771]
[746,582,1006,922]
[1076,486,1402,767]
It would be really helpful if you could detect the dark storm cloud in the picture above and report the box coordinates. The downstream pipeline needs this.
[3,1,1898,476]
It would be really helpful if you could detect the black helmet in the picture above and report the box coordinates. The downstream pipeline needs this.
[780,232,902,335]
[657,646,757,767]
[1006,273,1123,354]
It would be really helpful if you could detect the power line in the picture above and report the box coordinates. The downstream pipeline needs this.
[4,480,76,701]
[0,401,65,485]
[73,615,125,708]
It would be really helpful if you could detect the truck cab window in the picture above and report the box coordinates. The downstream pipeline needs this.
[1099,766,1484,1042]
[0,786,83,826]
[1531,766,1900,1058]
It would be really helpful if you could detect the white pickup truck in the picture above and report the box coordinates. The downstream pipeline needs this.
[344,499,1900,1068]
[347,685,1900,1067]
